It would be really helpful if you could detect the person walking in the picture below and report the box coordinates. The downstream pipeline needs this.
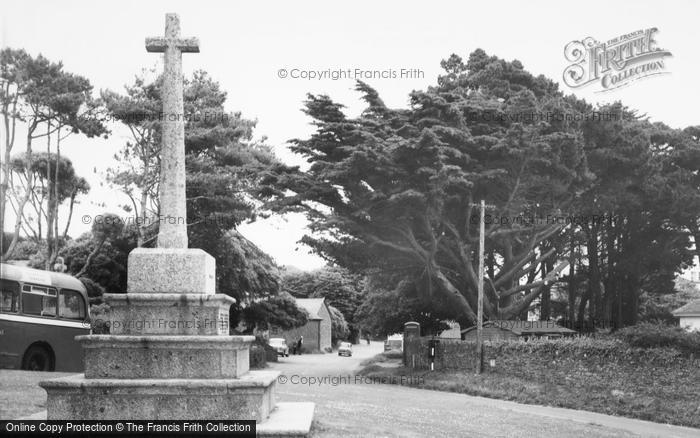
[297,336,304,355]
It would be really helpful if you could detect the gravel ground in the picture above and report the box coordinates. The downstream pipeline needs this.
[0,369,72,419]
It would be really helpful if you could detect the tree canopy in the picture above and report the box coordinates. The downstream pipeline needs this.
[1,48,107,262]
[264,49,700,328]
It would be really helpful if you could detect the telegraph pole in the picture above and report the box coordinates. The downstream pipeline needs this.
[470,200,494,374]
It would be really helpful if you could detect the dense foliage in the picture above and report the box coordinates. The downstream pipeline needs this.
[241,292,308,331]
[328,304,349,345]
[264,49,700,328]
[613,322,700,356]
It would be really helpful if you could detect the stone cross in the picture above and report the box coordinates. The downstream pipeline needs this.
[146,13,199,248]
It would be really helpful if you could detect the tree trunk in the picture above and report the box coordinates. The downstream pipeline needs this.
[567,231,577,325]
[433,268,477,323]
[45,121,55,269]
[577,285,589,329]
[62,191,77,240]
[0,89,18,239]
[2,128,35,261]
[586,225,603,325]
[604,219,617,326]
[76,238,105,278]
[138,188,148,247]
[539,258,554,320]
[48,130,62,267]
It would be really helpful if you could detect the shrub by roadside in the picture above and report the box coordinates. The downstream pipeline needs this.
[249,336,280,369]
[249,344,268,369]
[613,322,700,357]
[360,350,402,367]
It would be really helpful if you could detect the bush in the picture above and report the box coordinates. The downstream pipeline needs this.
[28,251,46,269]
[11,239,44,260]
[264,344,279,362]
[60,235,128,295]
[614,322,700,356]
[249,336,279,369]
[89,303,110,334]
[242,292,308,331]
[383,349,403,359]
[79,277,106,304]
[329,305,349,345]
[249,345,267,369]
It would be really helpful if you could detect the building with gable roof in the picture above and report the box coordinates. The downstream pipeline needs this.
[673,300,700,331]
[271,297,332,353]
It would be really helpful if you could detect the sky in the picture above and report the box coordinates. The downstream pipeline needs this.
[1,0,699,270]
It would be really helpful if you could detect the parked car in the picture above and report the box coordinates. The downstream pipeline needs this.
[338,342,352,357]
[268,338,289,357]
[384,334,403,352]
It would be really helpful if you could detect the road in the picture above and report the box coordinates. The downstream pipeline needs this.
[269,342,700,438]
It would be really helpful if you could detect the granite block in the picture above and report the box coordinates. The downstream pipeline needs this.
[80,335,254,379]
[127,248,215,294]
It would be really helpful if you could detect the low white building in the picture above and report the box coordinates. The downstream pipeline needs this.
[673,300,700,331]
[438,321,461,339]
[678,255,700,288]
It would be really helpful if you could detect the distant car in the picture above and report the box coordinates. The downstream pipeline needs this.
[338,342,352,357]
[269,338,289,357]
[384,335,403,352]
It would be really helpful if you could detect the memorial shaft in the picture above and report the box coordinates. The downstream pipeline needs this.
[146,14,199,248]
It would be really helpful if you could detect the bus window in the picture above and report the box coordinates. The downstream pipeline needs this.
[58,289,86,320]
[0,280,19,313]
[21,284,57,317]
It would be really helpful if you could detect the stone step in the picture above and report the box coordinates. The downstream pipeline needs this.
[102,293,234,335]
[257,402,315,438]
[79,335,253,379]
[40,371,278,421]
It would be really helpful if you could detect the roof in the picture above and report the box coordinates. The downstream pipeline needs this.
[1,263,86,293]
[673,300,700,317]
[294,298,328,320]
[461,320,577,336]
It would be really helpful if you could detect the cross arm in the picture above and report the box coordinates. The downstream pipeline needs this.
[146,37,167,52]
[176,38,200,53]
[146,37,200,53]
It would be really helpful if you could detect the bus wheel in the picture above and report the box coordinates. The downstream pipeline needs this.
[22,345,54,372]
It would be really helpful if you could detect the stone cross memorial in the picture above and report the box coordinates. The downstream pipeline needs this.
[145,13,196,249]
[40,14,313,434]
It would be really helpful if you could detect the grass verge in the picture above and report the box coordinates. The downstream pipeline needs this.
[357,353,700,429]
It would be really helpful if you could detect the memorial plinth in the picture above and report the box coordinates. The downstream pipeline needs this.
[41,249,279,420]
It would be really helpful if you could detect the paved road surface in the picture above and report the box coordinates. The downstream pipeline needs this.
[269,342,700,438]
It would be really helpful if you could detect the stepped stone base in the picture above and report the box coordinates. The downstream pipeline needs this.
[40,371,278,421]
[127,248,215,294]
[103,293,233,336]
[79,335,253,379]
